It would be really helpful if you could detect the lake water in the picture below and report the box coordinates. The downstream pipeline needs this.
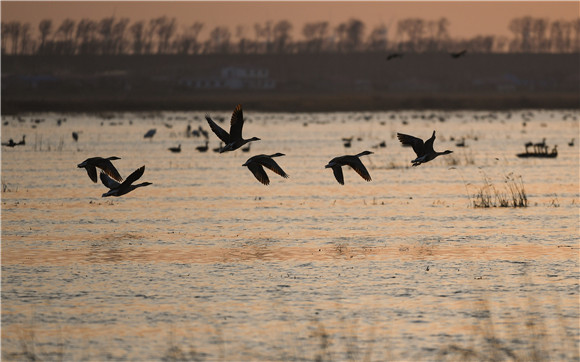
[2,109,579,361]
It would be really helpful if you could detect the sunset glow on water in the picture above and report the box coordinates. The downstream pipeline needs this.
[1,110,579,360]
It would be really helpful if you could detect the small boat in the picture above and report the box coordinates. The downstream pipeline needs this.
[517,145,557,158]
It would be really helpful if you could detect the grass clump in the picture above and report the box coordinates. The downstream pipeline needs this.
[468,172,528,208]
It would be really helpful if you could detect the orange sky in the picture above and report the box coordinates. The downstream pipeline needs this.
[1,1,578,40]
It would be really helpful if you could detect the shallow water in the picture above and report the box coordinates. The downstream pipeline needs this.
[2,109,579,361]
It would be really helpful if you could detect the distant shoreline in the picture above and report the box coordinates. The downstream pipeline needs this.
[2,92,579,115]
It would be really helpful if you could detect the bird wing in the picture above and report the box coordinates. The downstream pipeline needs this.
[344,157,372,182]
[423,132,436,154]
[86,165,98,183]
[100,171,121,189]
[205,115,230,144]
[331,165,344,185]
[229,104,244,141]
[95,159,123,182]
[397,133,425,157]
[247,163,270,185]
[121,166,145,188]
[259,157,289,179]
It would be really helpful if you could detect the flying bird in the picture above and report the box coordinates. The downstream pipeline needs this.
[325,151,373,185]
[100,165,152,197]
[386,53,403,61]
[242,153,289,185]
[78,156,123,183]
[397,131,453,166]
[144,129,156,139]
[450,49,467,58]
[205,104,260,153]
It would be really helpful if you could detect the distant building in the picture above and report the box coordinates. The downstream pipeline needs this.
[179,66,276,90]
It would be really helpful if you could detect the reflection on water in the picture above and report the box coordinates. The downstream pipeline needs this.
[1,110,579,360]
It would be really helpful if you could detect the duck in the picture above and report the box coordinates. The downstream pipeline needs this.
[533,138,546,152]
[168,144,181,153]
[2,139,17,147]
[397,131,453,166]
[242,153,289,185]
[17,135,25,145]
[325,151,373,185]
[78,156,123,183]
[568,138,575,147]
[196,140,209,153]
[205,104,260,153]
[100,165,151,197]
[213,142,224,153]
[72,132,79,142]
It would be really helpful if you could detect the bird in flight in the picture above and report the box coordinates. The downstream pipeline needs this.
[397,131,453,166]
[205,104,260,153]
[242,153,289,185]
[100,165,152,197]
[325,151,373,185]
[78,156,123,183]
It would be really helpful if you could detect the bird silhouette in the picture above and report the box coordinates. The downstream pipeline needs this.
[397,131,453,166]
[450,49,467,58]
[72,132,79,142]
[2,139,17,147]
[325,151,373,185]
[17,135,25,145]
[242,153,289,185]
[78,156,123,183]
[196,140,209,152]
[386,53,403,61]
[205,104,260,153]
[144,129,156,140]
[168,144,181,153]
[100,165,151,197]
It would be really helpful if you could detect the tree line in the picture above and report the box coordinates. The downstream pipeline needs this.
[2,16,579,56]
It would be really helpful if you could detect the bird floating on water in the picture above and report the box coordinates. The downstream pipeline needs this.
[325,151,373,185]
[196,140,209,153]
[397,131,453,166]
[78,156,123,183]
[168,144,181,153]
[2,139,17,147]
[100,165,151,197]
[243,153,289,185]
[205,104,260,153]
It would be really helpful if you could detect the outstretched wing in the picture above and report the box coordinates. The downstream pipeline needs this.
[397,133,425,157]
[206,115,231,143]
[259,158,289,179]
[121,166,145,188]
[86,165,98,183]
[100,171,121,189]
[247,163,270,185]
[229,104,244,141]
[344,157,372,182]
[95,159,123,182]
[331,165,344,185]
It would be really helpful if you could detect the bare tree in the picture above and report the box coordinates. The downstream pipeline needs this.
[367,24,388,52]
[273,20,292,53]
[38,19,52,54]
[208,26,231,53]
[129,21,145,54]
[76,19,97,55]
[155,17,176,54]
[56,18,76,54]
[302,21,328,53]
[7,21,21,54]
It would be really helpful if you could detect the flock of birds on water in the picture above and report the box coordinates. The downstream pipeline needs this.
[3,106,577,198]
[73,104,456,197]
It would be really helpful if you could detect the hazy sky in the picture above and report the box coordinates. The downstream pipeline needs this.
[2,1,578,40]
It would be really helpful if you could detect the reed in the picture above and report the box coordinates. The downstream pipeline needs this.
[469,172,528,208]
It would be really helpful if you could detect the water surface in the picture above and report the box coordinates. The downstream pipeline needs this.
[2,110,579,360]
